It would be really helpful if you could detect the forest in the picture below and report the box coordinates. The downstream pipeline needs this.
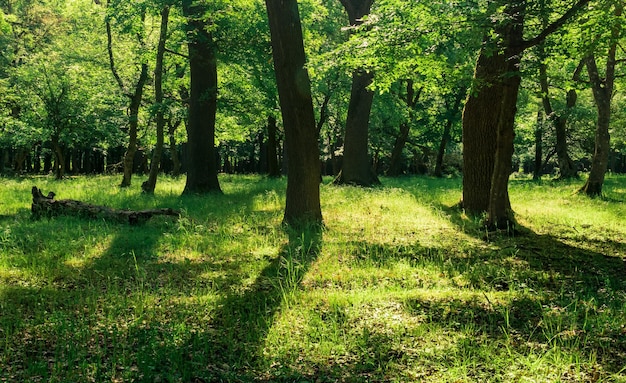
[1,0,626,382]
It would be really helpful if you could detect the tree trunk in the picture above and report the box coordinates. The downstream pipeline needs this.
[581,57,612,196]
[538,42,578,179]
[435,90,464,177]
[182,0,222,194]
[334,0,379,186]
[461,46,506,214]
[120,63,148,187]
[51,136,65,180]
[266,115,280,177]
[485,1,525,229]
[387,122,410,177]
[554,89,579,179]
[168,119,182,177]
[265,0,322,226]
[143,6,169,194]
[580,3,621,196]
[387,80,420,177]
[335,69,379,185]
[533,108,543,180]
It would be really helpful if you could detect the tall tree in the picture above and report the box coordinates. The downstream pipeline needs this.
[333,0,380,186]
[105,1,149,187]
[265,0,322,226]
[580,2,623,196]
[181,0,221,194]
[142,5,170,194]
[462,0,590,228]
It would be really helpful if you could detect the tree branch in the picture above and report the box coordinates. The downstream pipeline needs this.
[164,47,189,59]
[106,18,128,96]
[520,0,591,50]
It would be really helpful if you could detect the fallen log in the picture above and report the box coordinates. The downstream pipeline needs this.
[31,186,180,225]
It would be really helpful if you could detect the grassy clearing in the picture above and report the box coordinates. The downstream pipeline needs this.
[1,174,625,382]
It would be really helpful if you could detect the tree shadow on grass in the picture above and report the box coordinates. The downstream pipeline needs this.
[427,202,626,372]
[0,178,295,382]
[184,223,324,381]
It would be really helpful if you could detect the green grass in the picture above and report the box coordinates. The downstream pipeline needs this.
[1,173,625,382]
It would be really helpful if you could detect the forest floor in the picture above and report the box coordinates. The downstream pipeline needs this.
[0,174,625,382]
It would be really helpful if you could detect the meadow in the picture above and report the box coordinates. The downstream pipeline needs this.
[0,174,625,382]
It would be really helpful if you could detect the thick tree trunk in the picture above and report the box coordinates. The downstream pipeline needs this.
[463,0,525,229]
[182,0,222,194]
[120,63,148,187]
[461,47,505,214]
[485,1,525,229]
[265,0,322,226]
[143,6,169,194]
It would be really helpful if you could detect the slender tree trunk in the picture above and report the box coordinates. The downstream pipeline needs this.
[538,42,578,179]
[334,0,379,186]
[554,89,579,179]
[533,109,543,180]
[265,0,322,226]
[266,115,280,178]
[120,63,148,187]
[182,0,222,194]
[168,120,182,177]
[435,90,463,177]
[580,3,621,196]
[387,122,410,177]
[143,6,169,194]
[51,137,65,180]
[387,80,420,177]
[581,58,612,196]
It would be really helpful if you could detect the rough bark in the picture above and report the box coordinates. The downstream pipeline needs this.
[334,0,379,186]
[182,0,222,194]
[143,6,169,194]
[31,187,179,225]
[461,45,506,214]
[463,0,589,221]
[265,0,322,226]
[485,0,525,229]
